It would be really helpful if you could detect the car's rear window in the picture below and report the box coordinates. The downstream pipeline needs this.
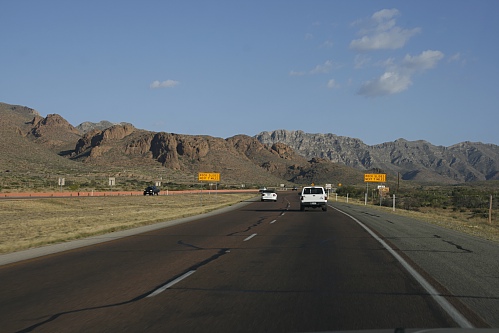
[303,188,323,195]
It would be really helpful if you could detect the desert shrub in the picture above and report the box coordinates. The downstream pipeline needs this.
[68,184,80,191]
[336,185,364,199]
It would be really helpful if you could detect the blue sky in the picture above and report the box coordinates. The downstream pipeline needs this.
[2,0,498,146]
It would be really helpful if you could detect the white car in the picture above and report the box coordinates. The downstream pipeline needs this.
[300,186,327,211]
[261,189,277,202]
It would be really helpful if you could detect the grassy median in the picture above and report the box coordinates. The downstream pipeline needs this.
[0,193,256,254]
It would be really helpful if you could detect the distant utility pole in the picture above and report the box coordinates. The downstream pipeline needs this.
[397,172,400,193]
[489,195,493,224]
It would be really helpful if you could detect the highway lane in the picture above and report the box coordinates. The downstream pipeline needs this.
[0,192,474,332]
[331,201,499,328]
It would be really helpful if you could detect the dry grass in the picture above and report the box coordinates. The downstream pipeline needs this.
[2,193,497,255]
[334,196,499,242]
[0,193,256,254]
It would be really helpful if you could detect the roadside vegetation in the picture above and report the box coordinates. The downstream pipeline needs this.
[1,178,498,255]
[0,193,256,254]
[0,171,265,193]
[335,182,499,242]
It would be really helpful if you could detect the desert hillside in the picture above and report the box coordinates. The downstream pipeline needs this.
[2,102,498,192]
[1,102,362,191]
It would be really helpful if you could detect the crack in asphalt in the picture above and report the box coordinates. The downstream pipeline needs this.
[16,247,230,333]
[178,240,203,250]
[362,212,381,218]
[226,217,266,236]
[434,234,473,253]
[17,206,288,332]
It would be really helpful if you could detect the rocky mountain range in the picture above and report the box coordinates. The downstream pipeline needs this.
[1,102,361,187]
[1,102,498,188]
[257,130,499,183]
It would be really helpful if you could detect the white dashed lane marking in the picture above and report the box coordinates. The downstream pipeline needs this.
[147,270,196,298]
[243,233,257,241]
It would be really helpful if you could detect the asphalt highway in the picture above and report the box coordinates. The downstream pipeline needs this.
[1,192,494,332]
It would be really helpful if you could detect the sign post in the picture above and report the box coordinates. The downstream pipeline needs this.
[364,174,386,205]
[198,173,221,202]
[364,174,386,182]
[325,183,332,198]
[58,177,65,192]
[198,173,220,182]
[109,177,115,192]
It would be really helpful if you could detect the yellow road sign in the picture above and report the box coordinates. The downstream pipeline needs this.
[364,173,386,182]
[198,172,220,182]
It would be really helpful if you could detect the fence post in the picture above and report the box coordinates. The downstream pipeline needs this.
[489,194,493,224]
[393,194,396,212]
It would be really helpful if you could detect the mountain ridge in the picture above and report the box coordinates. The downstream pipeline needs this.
[255,129,499,183]
[1,102,498,188]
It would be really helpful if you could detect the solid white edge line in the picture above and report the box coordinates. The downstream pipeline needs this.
[332,206,474,329]
[147,270,196,298]
[244,233,257,241]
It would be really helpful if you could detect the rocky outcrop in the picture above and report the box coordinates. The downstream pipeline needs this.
[74,124,136,156]
[270,142,299,160]
[256,130,499,183]
[0,103,40,118]
[102,124,135,141]
[76,121,134,134]
[30,114,80,138]
[24,114,82,150]
[226,134,268,157]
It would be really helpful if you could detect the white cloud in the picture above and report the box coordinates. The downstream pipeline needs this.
[358,50,444,97]
[358,71,411,97]
[289,70,306,76]
[402,50,444,70]
[354,54,370,69]
[372,8,399,23]
[150,79,180,89]
[320,40,334,49]
[290,60,340,77]
[448,52,461,62]
[327,79,340,89]
[310,60,335,74]
[350,8,420,51]
[448,52,466,66]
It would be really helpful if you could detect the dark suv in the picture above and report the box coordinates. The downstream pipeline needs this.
[144,185,160,196]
